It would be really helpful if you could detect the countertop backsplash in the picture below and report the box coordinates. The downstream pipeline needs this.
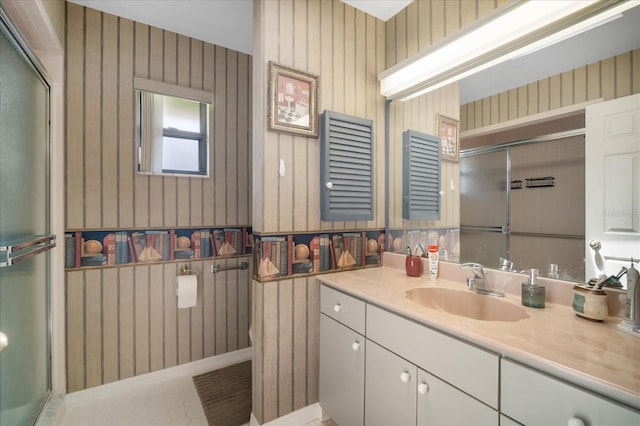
[382,251,627,317]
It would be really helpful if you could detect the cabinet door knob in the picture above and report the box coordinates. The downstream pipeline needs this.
[352,341,360,351]
[333,303,342,313]
[417,382,429,394]
[400,371,411,383]
[568,418,585,426]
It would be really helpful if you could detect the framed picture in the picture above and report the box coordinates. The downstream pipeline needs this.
[268,62,319,137]
[436,114,460,162]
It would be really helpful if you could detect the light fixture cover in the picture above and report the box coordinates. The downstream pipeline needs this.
[379,0,637,101]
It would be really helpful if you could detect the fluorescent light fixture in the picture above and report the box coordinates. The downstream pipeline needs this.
[380,0,639,101]
[508,12,623,60]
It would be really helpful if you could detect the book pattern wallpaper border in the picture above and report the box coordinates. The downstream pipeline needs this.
[65,227,251,269]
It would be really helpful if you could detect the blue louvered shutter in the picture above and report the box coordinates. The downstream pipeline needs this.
[402,130,441,221]
[320,111,374,221]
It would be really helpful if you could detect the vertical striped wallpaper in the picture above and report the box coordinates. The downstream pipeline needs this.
[251,1,507,424]
[65,2,252,230]
[251,0,386,423]
[66,258,250,392]
[64,3,252,392]
[252,277,320,423]
[461,49,640,134]
[252,0,387,235]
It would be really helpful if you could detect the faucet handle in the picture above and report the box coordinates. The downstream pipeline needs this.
[460,262,486,278]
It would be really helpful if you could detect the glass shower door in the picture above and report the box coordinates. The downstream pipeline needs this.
[0,14,52,425]
[459,149,509,269]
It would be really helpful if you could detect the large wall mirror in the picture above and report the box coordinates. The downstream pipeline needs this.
[134,77,212,177]
[384,4,640,288]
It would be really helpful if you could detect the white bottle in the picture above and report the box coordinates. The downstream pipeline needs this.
[428,244,439,280]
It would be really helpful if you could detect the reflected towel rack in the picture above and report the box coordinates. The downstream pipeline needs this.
[0,234,56,268]
[525,176,555,188]
[604,255,639,263]
[211,262,249,274]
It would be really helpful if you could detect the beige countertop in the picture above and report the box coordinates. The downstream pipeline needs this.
[317,255,640,411]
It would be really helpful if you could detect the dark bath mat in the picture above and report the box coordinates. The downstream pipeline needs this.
[193,360,252,426]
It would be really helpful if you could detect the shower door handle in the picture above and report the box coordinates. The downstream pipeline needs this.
[0,234,56,267]
[0,332,7,353]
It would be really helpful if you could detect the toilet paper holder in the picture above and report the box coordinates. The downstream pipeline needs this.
[176,266,199,309]
[178,264,199,277]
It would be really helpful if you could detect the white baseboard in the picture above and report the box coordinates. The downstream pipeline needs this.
[250,403,322,426]
[65,347,252,406]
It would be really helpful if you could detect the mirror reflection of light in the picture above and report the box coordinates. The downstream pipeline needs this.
[380,1,636,101]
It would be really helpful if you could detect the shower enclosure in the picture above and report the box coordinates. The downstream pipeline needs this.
[0,11,54,425]
[460,133,585,281]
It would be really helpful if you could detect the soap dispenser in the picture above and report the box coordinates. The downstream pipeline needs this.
[521,269,545,308]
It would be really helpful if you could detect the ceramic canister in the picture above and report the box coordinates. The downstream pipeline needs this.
[572,286,608,321]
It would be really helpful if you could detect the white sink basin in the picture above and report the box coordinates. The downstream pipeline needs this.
[405,287,530,322]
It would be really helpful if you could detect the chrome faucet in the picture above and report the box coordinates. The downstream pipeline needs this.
[460,262,505,297]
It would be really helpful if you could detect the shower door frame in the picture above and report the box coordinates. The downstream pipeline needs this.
[0,6,53,425]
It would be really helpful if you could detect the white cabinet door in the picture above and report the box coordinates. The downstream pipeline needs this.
[501,359,640,425]
[365,340,417,426]
[366,304,499,409]
[416,368,498,426]
[585,93,640,285]
[319,314,365,426]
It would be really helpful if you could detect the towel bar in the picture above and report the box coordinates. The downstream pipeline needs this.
[211,261,249,274]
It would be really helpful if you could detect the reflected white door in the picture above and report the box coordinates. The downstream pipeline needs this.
[585,94,640,286]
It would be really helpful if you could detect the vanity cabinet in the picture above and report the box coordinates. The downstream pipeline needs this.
[365,339,497,426]
[365,340,417,426]
[501,359,640,425]
[319,286,366,426]
[318,282,639,426]
[366,304,500,410]
[319,284,499,426]
[366,304,498,426]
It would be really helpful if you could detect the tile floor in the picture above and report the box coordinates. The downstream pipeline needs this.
[59,372,330,426]
[60,375,208,426]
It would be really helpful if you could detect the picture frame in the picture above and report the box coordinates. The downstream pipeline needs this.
[436,114,460,162]
[268,61,319,137]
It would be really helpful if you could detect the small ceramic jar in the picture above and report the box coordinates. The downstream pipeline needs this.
[572,286,608,321]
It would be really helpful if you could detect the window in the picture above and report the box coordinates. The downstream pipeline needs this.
[134,77,211,177]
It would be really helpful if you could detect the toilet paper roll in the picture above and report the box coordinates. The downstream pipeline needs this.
[176,274,198,308]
